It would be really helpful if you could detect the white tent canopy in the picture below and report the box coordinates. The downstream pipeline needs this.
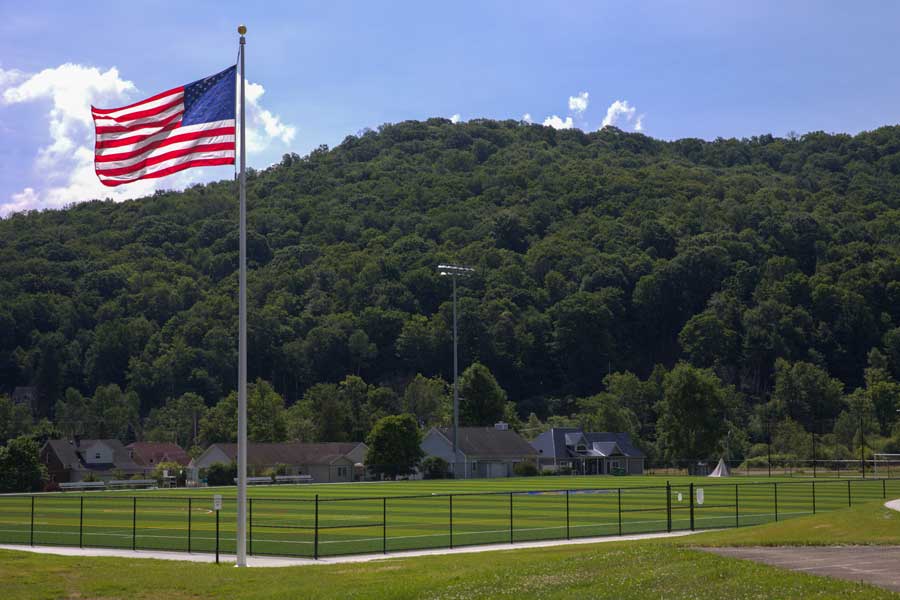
[708,457,731,477]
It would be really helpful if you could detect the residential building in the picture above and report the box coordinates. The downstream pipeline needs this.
[190,442,368,483]
[530,428,645,475]
[41,438,146,483]
[421,423,537,479]
[127,442,191,468]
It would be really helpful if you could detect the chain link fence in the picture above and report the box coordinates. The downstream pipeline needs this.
[1,478,898,559]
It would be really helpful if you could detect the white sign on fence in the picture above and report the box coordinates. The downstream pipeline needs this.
[696,488,705,505]
[213,494,222,511]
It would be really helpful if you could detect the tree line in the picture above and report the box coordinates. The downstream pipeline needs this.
[1,118,900,483]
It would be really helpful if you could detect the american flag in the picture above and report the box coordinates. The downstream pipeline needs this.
[91,65,237,187]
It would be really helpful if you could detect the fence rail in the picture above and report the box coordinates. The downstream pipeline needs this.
[1,478,898,560]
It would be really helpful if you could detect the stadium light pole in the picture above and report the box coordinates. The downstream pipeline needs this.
[438,264,475,478]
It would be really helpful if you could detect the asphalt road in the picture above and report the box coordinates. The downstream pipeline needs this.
[702,546,900,593]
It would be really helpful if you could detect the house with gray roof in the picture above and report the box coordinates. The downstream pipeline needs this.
[421,423,537,479]
[190,442,368,483]
[530,428,645,475]
[41,438,146,483]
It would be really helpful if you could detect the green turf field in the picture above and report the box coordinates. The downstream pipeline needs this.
[4,503,900,600]
[1,475,897,558]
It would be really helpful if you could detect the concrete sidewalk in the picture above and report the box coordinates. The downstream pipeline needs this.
[0,529,700,568]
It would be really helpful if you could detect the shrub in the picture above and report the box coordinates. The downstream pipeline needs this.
[421,456,449,479]
[513,461,539,476]
[205,462,237,486]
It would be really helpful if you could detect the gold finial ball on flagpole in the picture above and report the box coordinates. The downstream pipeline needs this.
[238,25,247,35]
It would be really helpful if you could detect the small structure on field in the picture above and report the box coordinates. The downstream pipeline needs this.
[708,457,731,477]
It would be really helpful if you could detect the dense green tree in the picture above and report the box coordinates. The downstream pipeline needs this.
[143,392,208,448]
[771,359,844,430]
[365,414,424,479]
[0,395,32,441]
[656,363,729,460]
[0,437,46,492]
[402,374,450,427]
[459,363,507,426]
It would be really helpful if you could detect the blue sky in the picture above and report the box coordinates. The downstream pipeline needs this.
[1,1,899,215]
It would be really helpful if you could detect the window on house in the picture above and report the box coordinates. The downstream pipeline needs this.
[337,467,347,477]
[95,453,101,459]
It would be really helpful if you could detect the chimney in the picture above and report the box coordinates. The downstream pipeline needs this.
[73,434,81,447]
[494,421,508,431]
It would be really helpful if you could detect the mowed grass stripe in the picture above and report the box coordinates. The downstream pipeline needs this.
[2,476,899,558]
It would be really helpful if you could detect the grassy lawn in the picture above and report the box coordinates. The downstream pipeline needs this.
[1,475,897,558]
[685,500,900,547]
[1,539,896,600]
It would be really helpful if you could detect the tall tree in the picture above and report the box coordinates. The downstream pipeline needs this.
[365,414,424,479]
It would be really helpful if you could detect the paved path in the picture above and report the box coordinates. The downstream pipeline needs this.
[0,529,700,568]
[701,499,900,593]
[702,546,900,592]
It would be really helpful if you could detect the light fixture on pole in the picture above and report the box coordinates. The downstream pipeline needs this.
[437,264,475,477]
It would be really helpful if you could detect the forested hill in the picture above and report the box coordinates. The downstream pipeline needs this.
[2,118,900,450]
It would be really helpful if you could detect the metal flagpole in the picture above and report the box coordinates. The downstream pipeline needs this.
[236,24,248,568]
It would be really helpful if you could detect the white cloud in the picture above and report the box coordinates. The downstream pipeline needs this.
[244,80,296,153]
[449,113,461,124]
[600,99,637,129]
[568,91,589,114]
[522,113,532,124]
[635,114,645,131]
[0,67,26,89]
[542,115,574,130]
[1,63,296,216]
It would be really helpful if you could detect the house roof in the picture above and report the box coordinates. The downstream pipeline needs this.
[208,442,364,466]
[434,427,537,458]
[531,429,645,459]
[43,439,144,472]
[127,442,191,466]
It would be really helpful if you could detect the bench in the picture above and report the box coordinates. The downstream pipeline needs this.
[274,475,313,484]
[107,479,157,488]
[234,476,274,485]
[60,481,106,490]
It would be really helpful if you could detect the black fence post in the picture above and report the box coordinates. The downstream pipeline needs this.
[449,495,453,549]
[509,492,514,544]
[382,497,387,554]
[132,497,136,550]
[812,481,816,515]
[848,479,852,507]
[884,479,887,500]
[215,508,219,564]
[79,496,84,548]
[689,482,694,531]
[666,481,672,533]
[187,498,192,553]
[617,488,622,536]
[249,498,253,556]
[565,490,570,540]
[313,494,319,560]
[734,483,739,528]
[30,496,34,546]
[774,482,778,522]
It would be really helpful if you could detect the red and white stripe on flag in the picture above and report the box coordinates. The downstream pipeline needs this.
[91,73,236,187]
